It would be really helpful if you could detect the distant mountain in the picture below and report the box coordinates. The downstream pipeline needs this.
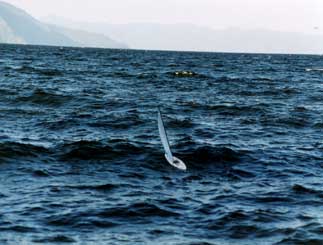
[44,16,323,54]
[0,1,127,48]
[48,25,127,49]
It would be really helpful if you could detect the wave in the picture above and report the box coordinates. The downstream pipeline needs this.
[38,118,79,130]
[88,112,144,130]
[213,76,247,83]
[227,168,256,179]
[0,141,49,160]
[0,88,17,96]
[59,140,145,161]
[45,202,179,230]
[32,235,76,243]
[175,140,246,168]
[166,118,195,128]
[292,184,322,197]
[260,116,309,128]
[254,195,294,203]
[313,122,323,128]
[180,101,267,116]
[305,68,323,72]
[276,238,323,245]
[0,225,36,233]
[33,169,51,177]
[7,65,63,76]
[98,202,180,219]
[64,183,117,191]
[17,89,72,107]
[0,137,249,172]
[252,77,275,82]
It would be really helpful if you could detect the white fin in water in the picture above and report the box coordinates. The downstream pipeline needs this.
[158,108,187,171]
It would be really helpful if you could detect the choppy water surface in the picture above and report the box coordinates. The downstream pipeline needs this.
[0,44,322,244]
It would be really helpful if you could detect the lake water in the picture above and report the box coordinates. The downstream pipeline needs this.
[0,44,322,244]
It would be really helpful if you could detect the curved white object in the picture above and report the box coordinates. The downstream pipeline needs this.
[165,154,187,170]
[158,108,187,171]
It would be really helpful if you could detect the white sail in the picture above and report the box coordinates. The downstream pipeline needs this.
[158,108,173,162]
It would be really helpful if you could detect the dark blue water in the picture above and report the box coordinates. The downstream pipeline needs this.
[0,44,322,244]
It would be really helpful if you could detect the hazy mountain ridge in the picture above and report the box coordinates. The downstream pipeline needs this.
[0,16,24,43]
[45,16,323,54]
[1,0,322,53]
[48,24,128,49]
[0,1,127,48]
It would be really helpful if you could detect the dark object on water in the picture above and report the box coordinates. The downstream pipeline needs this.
[173,71,197,77]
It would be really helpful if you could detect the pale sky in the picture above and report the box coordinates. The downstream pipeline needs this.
[3,0,323,35]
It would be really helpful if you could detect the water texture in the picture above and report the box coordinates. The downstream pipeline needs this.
[0,44,322,244]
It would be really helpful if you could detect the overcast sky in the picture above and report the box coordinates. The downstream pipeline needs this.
[3,0,323,34]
